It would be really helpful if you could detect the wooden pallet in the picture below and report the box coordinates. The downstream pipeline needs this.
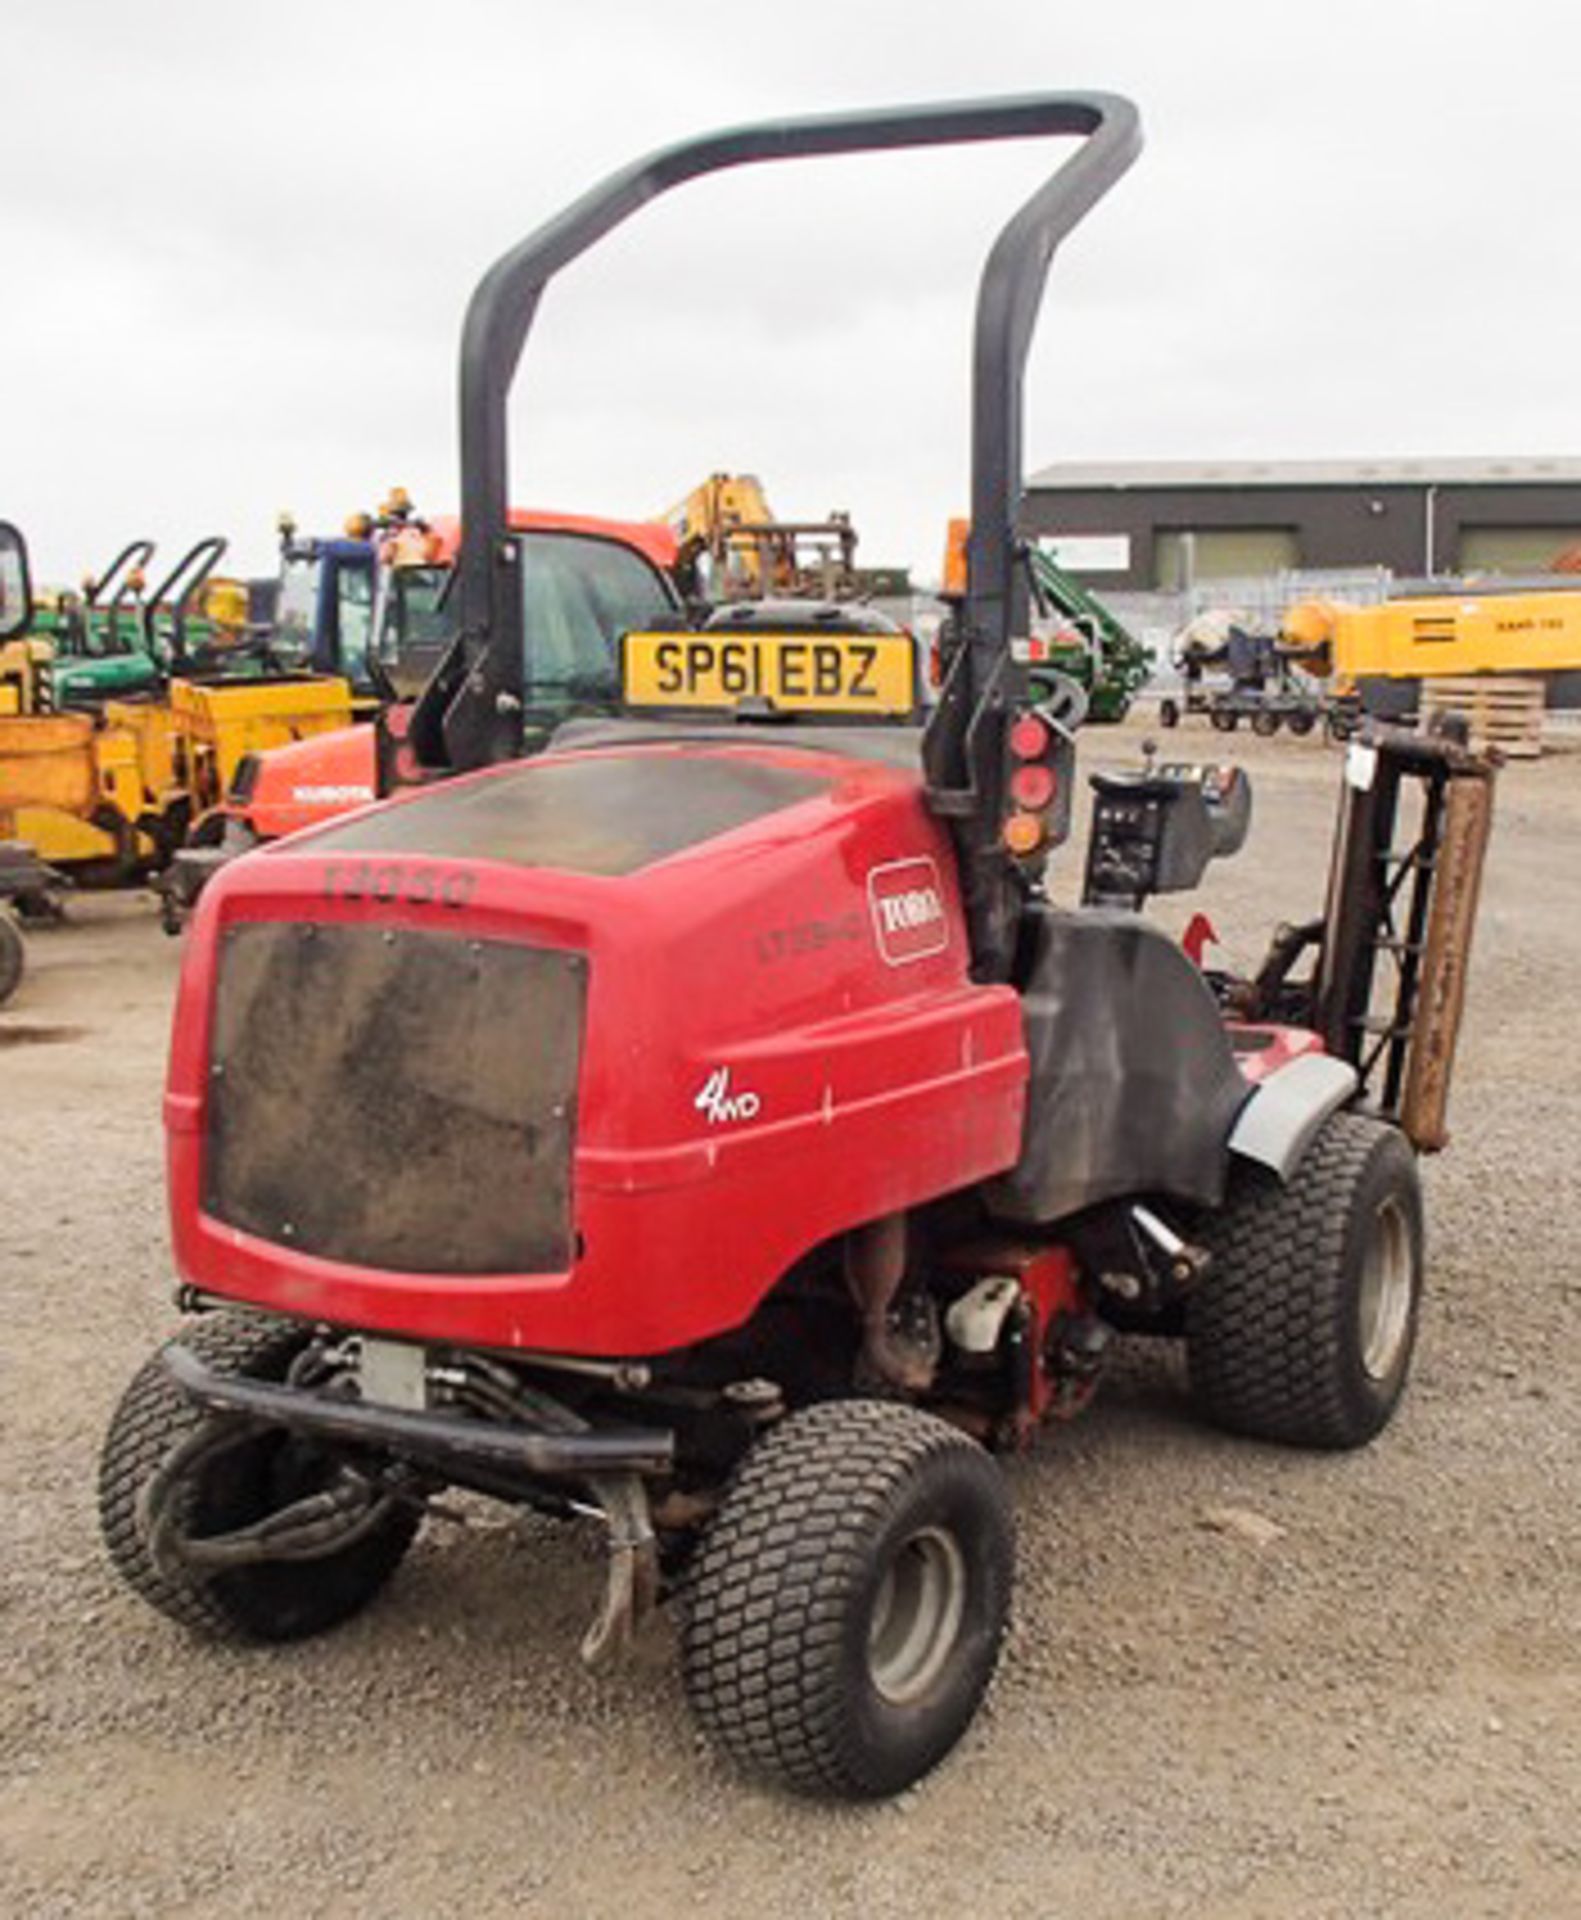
[1420,675,1544,758]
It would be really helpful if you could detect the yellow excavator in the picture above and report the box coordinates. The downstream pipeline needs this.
[662,472,860,601]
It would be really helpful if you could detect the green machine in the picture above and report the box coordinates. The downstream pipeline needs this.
[1026,543,1153,722]
[35,539,165,706]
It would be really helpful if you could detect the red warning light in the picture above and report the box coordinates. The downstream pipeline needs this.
[1009,713,1050,760]
[1010,762,1057,811]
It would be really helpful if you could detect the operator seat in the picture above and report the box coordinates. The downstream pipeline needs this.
[989,904,1249,1224]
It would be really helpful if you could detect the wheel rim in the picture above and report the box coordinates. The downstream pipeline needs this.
[866,1524,968,1706]
[1358,1194,1415,1380]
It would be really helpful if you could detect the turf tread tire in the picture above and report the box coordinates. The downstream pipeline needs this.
[98,1311,418,1641]
[1187,1112,1422,1449]
[680,1398,1012,1799]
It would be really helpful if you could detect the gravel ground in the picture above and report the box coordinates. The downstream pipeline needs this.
[2,715,1577,1918]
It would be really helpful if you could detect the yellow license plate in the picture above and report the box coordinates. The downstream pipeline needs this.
[621,629,917,718]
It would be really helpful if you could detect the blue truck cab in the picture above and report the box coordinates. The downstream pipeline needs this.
[272,533,378,697]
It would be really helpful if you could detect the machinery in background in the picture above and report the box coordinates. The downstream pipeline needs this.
[139,523,378,694]
[0,515,367,886]
[1282,579,1581,719]
[1025,541,1152,721]
[48,539,166,705]
[0,838,63,1006]
[1161,608,1327,736]
[154,506,683,926]
[0,521,68,1005]
[1163,577,1581,743]
[942,518,1152,721]
[665,471,863,602]
[0,629,55,717]
[0,491,431,892]
[140,535,234,674]
[271,514,379,698]
[23,534,267,711]
[1,652,356,885]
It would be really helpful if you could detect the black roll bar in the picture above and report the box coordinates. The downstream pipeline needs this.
[143,535,229,668]
[86,538,156,608]
[421,93,1140,779]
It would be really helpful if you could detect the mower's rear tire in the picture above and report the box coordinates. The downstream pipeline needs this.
[1209,707,1239,733]
[99,1311,419,1641]
[681,1399,1013,1799]
[0,909,23,1007]
[1158,697,1181,729]
[1251,708,1281,737]
[1287,709,1317,737]
[1187,1112,1423,1448]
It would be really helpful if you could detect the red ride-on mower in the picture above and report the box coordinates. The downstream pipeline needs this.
[98,97,1499,1798]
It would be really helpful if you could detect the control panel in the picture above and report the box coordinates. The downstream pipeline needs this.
[1081,762,1250,909]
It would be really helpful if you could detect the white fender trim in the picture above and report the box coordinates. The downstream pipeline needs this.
[1228,1052,1360,1182]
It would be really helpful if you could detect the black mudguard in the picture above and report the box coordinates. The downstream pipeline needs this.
[989,905,1249,1224]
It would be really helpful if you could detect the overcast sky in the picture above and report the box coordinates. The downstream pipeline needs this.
[4,0,1578,588]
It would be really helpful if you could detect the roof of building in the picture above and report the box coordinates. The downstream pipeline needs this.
[1026,456,1581,492]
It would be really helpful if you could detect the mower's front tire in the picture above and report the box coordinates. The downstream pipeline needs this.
[99,1311,419,1642]
[0,909,23,1007]
[1158,696,1181,729]
[1187,1112,1423,1448]
[681,1399,1013,1799]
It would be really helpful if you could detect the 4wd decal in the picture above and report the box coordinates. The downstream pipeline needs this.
[866,857,949,965]
[694,1067,761,1126]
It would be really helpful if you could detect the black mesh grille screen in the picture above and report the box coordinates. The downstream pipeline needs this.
[204,923,585,1274]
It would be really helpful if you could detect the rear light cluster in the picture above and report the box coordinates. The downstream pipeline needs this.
[1001,709,1073,862]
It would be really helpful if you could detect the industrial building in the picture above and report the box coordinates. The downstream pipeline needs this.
[1022,457,1581,590]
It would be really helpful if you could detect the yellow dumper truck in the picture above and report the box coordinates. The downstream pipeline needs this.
[1,671,357,881]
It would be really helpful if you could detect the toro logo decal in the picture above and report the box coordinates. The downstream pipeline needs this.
[866,857,949,965]
[695,1067,761,1127]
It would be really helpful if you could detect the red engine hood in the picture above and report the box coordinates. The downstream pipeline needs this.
[171,738,1029,1355]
